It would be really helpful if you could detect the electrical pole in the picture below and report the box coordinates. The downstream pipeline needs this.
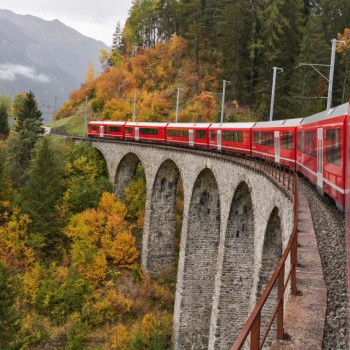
[133,92,137,122]
[175,88,181,123]
[269,67,283,121]
[297,39,345,110]
[220,80,230,124]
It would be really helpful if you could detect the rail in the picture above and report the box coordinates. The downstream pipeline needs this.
[72,136,299,348]
[231,167,299,349]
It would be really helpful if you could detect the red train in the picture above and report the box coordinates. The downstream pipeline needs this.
[88,102,350,211]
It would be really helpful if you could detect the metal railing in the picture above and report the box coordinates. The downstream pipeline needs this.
[231,165,299,350]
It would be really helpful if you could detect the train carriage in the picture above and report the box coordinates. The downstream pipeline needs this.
[88,121,126,139]
[124,122,168,142]
[252,119,303,167]
[208,122,255,154]
[166,123,211,148]
[297,103,349,210]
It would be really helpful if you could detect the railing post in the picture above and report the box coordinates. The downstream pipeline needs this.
[287,170,291,190]
[279,166,282,182]
[277,265,285,339]
[291,229,297,295]
[250,313,261,350]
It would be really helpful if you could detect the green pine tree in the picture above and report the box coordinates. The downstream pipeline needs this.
[7,91,44,187]
[21,137,65,256]
[15,91,43,135]
[0,103,10,140]
[0,263,20,349]
[288,14,329,118]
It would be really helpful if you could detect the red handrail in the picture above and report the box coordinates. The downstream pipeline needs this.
[231,168,299,350]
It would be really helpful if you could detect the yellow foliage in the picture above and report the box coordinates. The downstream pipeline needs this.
[72,242,108,284]
[108,324,130,350]
[22,264,42,304]
[0,207,35,270]
[66,192,139,283]
[99,192,127,218]
[85,60,96,82]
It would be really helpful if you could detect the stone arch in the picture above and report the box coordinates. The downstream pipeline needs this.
[257,207,282,298]
[256,206,282,346]
[89,145,110,179]
[177,168,221,349]
[114,153,143,200]
[214,181,255,349]
[147,159,182,274]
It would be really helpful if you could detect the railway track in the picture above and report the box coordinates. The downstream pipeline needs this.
[299,177,347,349]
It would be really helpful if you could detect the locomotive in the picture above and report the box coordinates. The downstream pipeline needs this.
[88,102,350,211]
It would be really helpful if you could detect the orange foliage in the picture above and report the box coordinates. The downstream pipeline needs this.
[58,35,221,123]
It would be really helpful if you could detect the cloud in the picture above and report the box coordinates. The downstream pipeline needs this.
[0,63,51,83]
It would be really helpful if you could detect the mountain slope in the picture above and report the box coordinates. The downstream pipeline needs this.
[0,9,109,122]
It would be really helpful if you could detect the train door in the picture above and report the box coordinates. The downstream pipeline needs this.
[99,126,104,138]
[274,131,280,163]
[317,127,323,189]
[189,129,194,146]
[135,127,139,141]
[217,130,222,151]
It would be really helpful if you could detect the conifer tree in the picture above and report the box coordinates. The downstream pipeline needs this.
[0,103,10,140]
[288,14,329,117]
[21,137,65,256]
[0,263,20,348]
[15,91,43,135]
[0,150,11,216]
[7,91,44,187]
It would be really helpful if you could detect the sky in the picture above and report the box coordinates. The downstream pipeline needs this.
[0,0,133,46]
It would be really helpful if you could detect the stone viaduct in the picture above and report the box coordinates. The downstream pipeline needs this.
[86,138,295,349]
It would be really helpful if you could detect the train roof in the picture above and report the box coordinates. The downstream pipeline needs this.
[125,122,168,127]
[253,118,303,128]
[89,121,126,125]
[301,102,349,125]
[167,123,211,128]
[210,122,256,129]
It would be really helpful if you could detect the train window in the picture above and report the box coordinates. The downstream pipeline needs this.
[222,131,243,143]
[252,132,273,146]
[282,132,293,150]
[108,126,121,133]
[91,125,99,131]
[325,128,341,166]
[246,132,249,139]
[125,127,133,134]
[195,130,206,139]
[140,128,158,135]
[297,131,317,157]
[167,129,189,138]
[210,131,216,140]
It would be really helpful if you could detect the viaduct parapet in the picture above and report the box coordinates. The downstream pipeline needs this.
[86,139,294,349]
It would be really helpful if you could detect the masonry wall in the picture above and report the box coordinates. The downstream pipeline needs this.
[89,139,295,350]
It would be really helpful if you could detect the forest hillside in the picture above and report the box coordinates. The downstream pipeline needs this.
[54,0,350,127]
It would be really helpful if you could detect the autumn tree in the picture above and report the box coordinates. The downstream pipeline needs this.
[337,28,350,103]
[65,192,139,284]
[85,61,96,82]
